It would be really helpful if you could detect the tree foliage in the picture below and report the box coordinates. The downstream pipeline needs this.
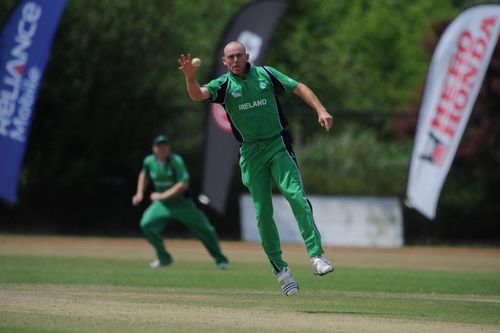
[4,0,247,192]
[0,0,497,242]
[267,0,457,110]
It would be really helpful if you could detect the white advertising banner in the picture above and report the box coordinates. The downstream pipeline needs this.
[240,195,403,248]
[406,5,500,220]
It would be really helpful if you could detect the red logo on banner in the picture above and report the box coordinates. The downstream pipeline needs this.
[432,143,447,165]
[431,17,497,141]
[211,104,232,132]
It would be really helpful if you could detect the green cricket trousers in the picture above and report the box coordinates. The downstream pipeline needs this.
[140,198,228,265]
[239,132,324,273]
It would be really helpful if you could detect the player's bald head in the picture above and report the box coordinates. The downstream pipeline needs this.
[223,41,246,56]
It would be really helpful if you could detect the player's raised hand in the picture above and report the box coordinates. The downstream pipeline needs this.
[178,53,196,77]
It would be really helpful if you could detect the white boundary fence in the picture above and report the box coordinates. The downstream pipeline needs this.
[240,195,403,248]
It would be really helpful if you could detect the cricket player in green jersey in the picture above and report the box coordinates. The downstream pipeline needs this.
[178,41,334,296]
[132,135,228,269]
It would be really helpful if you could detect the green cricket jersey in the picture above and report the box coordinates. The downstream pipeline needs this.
[204,64,298,142]
[142,153,189,193]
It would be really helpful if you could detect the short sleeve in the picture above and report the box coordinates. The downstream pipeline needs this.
[264,66,298,91]
[203,75,228,103]
[142,156,152,175]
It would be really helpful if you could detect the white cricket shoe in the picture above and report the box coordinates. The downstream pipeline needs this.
[217,262,228,270]
[276,267,299,296]
[149,259,172,269]
[311,255,334,276]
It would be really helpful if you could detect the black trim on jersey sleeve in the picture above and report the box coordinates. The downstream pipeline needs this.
[212,77,229,104]
[261,66,289,130]
[262,66,286,94]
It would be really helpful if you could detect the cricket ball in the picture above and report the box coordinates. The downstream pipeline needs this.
[192,58,202,67]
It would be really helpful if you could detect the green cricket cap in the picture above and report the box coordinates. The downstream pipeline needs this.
[153,135,169,145]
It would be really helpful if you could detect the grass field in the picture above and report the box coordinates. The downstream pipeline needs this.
[1,235,500,332]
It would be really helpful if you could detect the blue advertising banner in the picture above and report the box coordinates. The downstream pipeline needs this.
[0,0,67,203]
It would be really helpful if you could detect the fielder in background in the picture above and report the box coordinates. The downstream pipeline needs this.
[178,41,334,296]
[132,135,229,269]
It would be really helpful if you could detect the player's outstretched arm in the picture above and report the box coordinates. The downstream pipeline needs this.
[150,181,189,201]
[178,53,211,101]
[132,170,148,205]
[293,82,333,131]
